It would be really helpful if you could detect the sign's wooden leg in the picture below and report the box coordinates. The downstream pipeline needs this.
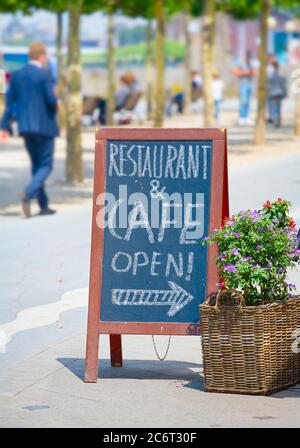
[110,334,123,367]
[84,332,99,382]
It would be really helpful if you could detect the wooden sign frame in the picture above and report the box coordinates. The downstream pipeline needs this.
[85,128,229,382]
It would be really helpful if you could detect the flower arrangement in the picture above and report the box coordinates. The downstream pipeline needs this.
[203,198,300,306]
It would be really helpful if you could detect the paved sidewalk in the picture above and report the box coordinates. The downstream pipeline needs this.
[1,111,300,428]
[1,331,300,428]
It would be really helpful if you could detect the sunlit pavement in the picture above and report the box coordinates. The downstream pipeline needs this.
[1,113,300,427]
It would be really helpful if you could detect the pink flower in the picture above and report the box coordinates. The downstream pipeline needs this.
[264,200,271,209]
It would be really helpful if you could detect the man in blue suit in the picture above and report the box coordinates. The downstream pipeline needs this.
[0,42,59,217]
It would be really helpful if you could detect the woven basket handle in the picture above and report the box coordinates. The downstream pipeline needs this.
[214,289,245,311]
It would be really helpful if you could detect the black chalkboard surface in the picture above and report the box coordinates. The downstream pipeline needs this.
[100,139,212,324]
[85,128,228,382]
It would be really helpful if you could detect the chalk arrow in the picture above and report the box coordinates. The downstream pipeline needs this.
[111,281,194,317]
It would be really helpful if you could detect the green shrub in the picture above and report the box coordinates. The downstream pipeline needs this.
[203,199,299,306]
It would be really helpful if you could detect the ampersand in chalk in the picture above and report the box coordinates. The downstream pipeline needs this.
[150,180,166,199]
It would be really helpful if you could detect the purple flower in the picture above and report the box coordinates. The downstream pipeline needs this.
[250,211,260,220]
[240,256,252,262]
[226,221,235,227]
[224,264,237,272]
[253,264,261,269]
[256,244,263,249]
[288,253,295,258]
[285,282,296,290]
[231,248,239,256]
[233,231,241,238]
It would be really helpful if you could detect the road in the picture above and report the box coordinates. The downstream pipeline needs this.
[0,149,300,427]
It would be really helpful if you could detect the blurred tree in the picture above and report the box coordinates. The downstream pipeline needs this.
[107,5,116,126]
[276,0,300,136]
[154,0,164,127]
[221,0,268,144]
[30,0,83,182]
[42,0,114,181]
[153,0,191,126]
[220,0,259,20]
[65,0,83,183]
[0,0,29,13]
[145,19,154,120]
[202,0,216,127]
[56,10,64,104]
[190,0,259,127]
[96,1,124,126]
[183,0,192,113]
[123,0,186,127]
[254,0,271,144]
[122,1,155,121]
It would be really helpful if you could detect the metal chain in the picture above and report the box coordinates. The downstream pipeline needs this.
[151,335,172,361]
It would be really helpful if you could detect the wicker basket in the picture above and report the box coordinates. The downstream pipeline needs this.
[200,291,300,395]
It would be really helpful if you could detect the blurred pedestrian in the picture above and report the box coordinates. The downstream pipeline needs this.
[191,70,202,102]
[0,42,59,218]
[98,71,141,125]
[233,51,255,126]
[267,61,287,128]
[212,70,224,123]
[170,82,184,114]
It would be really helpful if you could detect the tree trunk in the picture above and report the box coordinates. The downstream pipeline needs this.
[215,12,232,95]
[107,12,115,126]
[146,19,154,120]
[56,11,66,131]
[184,2,192,114]
[254,0,270,145]
[153,0,165,128]
[202,0,216,127]
[66,0,83,184]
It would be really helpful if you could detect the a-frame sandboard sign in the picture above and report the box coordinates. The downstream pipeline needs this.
[85,128,229,382]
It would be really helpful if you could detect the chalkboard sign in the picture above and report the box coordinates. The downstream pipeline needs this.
[85,128,229,382]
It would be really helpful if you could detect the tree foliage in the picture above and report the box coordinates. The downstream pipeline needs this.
[219,0,260,20]
[122,0,191,19]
